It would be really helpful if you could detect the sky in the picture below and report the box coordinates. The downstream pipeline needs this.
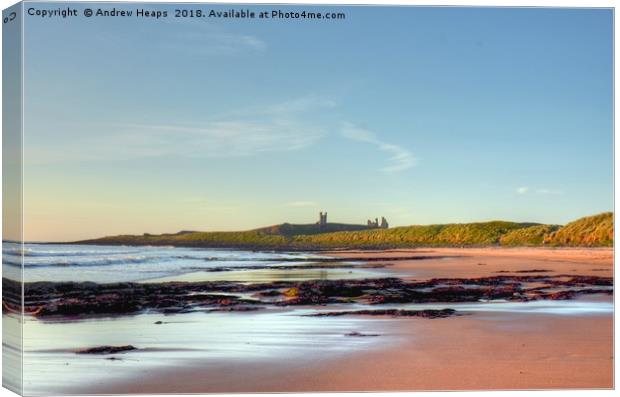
[18,3,613,241]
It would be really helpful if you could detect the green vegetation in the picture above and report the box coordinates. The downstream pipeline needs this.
[543,212,613,247]
[291,221,536,248]
[499,224,560,246]
[257,222,370,236]
[82,230,290,249]
[77,212,613,250]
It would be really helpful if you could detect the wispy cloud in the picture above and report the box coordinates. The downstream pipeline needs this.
[341,123,415,173]
[215,96,339,120]
[124,120,322,157]
[159,29,267,55]
[516,187,562,195]
[28,120,323,164]
[97,19,267,56]
[517,187,529,194]
[27,96,336,164]
[285,201,318,208]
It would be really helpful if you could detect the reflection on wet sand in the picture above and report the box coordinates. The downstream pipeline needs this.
[142,267,386,283]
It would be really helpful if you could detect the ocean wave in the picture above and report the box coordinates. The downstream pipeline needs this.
[8,244,323,283]
[3,258,23,268]
[3,248,141,258]
[19,255,160,268]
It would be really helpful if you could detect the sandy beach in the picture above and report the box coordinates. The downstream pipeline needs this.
[329,247,614,279]
[76,247,613,394]
[89,312,612,393]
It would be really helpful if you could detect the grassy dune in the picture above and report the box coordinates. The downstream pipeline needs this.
[292,221,536,248]
[258,222,371,236]
[543,212,613,247]
[77,212,613,250]
[499,224,561,246]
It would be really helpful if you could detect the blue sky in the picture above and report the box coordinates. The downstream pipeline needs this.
[21,4,613,240]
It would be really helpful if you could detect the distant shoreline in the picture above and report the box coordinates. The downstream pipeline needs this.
[5,212,613,250]
[73,212,614,250]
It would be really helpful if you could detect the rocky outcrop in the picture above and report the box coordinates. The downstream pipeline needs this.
[2,273,612,319]
[76,345,137,354]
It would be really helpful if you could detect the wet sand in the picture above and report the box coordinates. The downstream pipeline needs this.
[328,247,613,280]
[90,314,612,393]
[83,247,613,393]
[304,312,613,391]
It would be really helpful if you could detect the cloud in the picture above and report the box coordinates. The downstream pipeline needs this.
[93,18,267,57]
[341,123,415,173]
[517,187,529,194]
[160,29,267,55]
[516,187,562,195]
[236,35,267,52]
[28,121,323,164]
[536,188,562,195]
[217,96,339,120]
[27,97,335,164]
[124,120,322,157]
[286,201,318,208]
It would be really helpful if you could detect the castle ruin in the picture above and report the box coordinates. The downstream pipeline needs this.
[368,216,389,229]
[317,211,328,226]
[316,211,388,229]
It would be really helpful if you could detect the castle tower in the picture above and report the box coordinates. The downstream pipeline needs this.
[380,216,389,229]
